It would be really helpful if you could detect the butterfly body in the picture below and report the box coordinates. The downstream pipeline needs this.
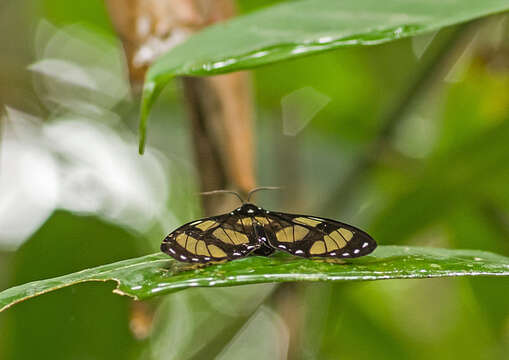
[161,203,376,263]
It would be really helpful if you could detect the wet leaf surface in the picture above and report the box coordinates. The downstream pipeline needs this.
[1,246,509,312]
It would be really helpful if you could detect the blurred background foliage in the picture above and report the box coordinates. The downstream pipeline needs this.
[1,0,509,359]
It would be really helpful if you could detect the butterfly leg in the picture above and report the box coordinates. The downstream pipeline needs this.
[251,242,275,256]
[250,223,275,257]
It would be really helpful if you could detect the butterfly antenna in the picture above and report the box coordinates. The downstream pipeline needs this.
[199,189,244,205]
[247,186,281,202]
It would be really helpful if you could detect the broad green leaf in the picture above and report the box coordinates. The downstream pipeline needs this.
[138,0,509,152]
[2,246,509,312]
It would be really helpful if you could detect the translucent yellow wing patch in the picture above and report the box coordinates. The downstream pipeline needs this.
[275,225,309,242]
[161,213,262,263]
[213,228,249,245]
[294,217,321,227]
[309,241,326,255]
[262,211,376,259]
[161,204,377,263]
[194,220,217,231]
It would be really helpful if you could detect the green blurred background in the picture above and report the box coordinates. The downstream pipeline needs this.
[1,0,509,359]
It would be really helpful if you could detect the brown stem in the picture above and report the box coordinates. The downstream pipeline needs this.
[105,0,257,345]
[106,0,256,215]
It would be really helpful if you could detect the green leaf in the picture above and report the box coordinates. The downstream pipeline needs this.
[2,246,509,312]
[138,0,509,152]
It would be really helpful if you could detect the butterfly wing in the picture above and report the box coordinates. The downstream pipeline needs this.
[161,212,262,263]
[257,211,377,258]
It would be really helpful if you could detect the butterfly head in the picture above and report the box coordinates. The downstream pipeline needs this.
[236,203,264,215]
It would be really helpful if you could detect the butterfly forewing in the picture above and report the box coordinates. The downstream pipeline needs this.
[161,203,377,263]
[160,212,261,263]
[261,212,377,259]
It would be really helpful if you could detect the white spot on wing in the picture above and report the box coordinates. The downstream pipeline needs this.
[362,242,369,248]
[295,250,304,255]
[354,249,360,254]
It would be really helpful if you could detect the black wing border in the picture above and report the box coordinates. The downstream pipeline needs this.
[262,211,377,259]
[161,212,262,263]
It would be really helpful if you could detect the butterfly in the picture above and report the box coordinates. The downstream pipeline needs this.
[161,189,377,263]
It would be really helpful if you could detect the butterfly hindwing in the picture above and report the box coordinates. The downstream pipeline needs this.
[160,213,262,263]
[260,211,377,259]
[161,203,377,263]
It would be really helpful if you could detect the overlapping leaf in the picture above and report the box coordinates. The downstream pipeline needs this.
[138,0,509,152]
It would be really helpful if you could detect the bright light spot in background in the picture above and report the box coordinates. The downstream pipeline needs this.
[30,59,99,91]
[149,285,276,360]
[0,108,170,250]
[0,110,59,249]
[197,283,275,317]
[399,20,508,158]
[281,86,330,136]
[443,36,476,83]
[216,306,289,360]
[0,21,173,250]
[411,31,437,60]
[149,292,195,360]
[134,28,190,67]
[443,17,507,83]
[46,117,169,231]
[394,114,438,159]
[30,20,130,117]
